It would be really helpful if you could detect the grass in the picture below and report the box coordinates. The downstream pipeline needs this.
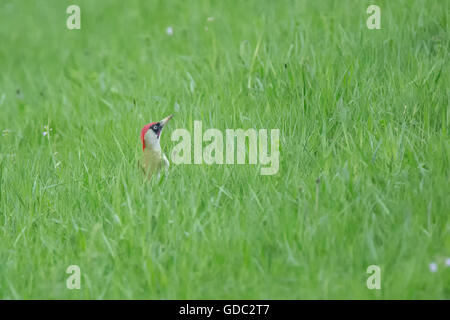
[0,0,449,299]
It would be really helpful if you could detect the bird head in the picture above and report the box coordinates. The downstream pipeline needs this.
[140,114,173,151]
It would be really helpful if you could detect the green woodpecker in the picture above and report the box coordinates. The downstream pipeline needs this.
[139,114,173,179]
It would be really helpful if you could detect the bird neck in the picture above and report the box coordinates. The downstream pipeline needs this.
[145,144,161,153]
[144,135,161,152]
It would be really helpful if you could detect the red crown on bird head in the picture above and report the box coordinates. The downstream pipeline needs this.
[140,122,157,150]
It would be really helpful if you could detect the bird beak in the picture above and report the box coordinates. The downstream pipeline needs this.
[159,114,173,128]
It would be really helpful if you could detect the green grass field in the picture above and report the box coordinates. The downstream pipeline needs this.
[0,0,449,299]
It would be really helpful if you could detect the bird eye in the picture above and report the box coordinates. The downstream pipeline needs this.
[153,125,158,130]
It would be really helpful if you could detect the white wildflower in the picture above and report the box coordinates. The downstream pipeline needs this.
[43,125,53,137]
[429,262,438,273]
